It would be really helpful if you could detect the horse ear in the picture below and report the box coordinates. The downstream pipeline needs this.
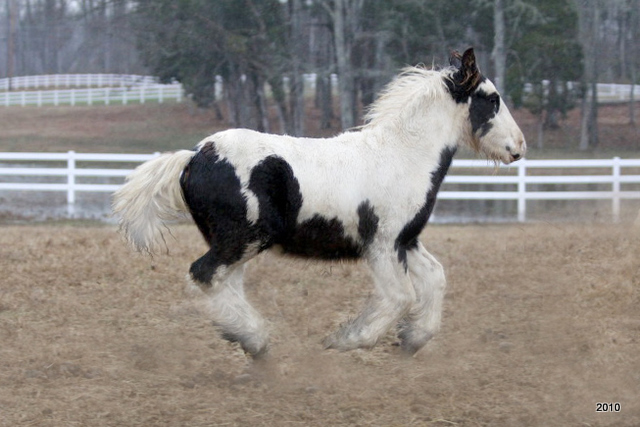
[449,50,462,68]
[460,47,481,91]
[461,48,478,74]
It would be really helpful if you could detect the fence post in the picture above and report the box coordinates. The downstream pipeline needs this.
[67,150,76,207]
[612,157,621,222]
[517,160,527,222]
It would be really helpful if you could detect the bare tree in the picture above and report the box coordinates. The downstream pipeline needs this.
[322,0,363,130]
[288,0,306,136]
[492,0,506,95]
[5,0,18,88]
[575,0,600,150]
[310,7,334,130]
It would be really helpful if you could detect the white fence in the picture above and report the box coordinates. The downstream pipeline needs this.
[0,74,161,91]
[0,152,639,222]
[3,74,639,108]
[1,84,183,107]
[442,158,640,222]
[595,83,639,103]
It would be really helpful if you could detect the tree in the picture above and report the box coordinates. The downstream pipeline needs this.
[318,0,363,130]
[574,0,601,150]
[506,0,582,148]
[287,0,306,136]
[492,0,507,95]
[134,0,289,131]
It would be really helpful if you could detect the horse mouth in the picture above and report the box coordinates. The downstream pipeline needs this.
[504,144,525,164]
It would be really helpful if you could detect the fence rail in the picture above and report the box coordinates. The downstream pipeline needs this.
[442,158,640,221]
[0,74,161,91]
[1,152,639,222]
[1,84,183,107]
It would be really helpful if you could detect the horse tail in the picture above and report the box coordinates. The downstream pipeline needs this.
[112,150,196,254]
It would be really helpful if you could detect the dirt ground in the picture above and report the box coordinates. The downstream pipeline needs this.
[0,222,639,426]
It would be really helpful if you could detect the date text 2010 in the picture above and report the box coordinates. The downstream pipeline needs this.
[596,403,620,412]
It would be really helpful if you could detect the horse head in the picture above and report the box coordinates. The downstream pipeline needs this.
[447,48,526,164]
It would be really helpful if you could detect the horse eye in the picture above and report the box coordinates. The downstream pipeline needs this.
[489,95,500,112]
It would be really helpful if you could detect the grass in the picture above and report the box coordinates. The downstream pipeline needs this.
[0,103,218,153]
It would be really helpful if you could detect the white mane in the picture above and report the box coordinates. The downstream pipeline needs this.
[363,66,453,129]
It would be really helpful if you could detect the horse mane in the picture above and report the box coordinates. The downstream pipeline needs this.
[363,65,453,129]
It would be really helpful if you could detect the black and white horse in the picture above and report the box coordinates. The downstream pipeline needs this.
[113,48,526,358]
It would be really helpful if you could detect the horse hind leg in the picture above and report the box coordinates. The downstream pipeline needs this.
[397,242,446,355]
[201,264,269,358]
[188,237,261,291]
[187,243,268,357]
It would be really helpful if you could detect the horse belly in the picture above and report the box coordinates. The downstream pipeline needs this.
[277,213,364,260]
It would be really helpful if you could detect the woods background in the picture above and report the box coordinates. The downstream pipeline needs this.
[2,0,639,150]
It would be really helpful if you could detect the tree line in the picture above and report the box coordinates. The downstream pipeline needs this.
[2,0,640,150]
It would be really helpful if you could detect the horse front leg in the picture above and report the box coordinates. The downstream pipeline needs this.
[323,250,415,351]
[397,242,446,355]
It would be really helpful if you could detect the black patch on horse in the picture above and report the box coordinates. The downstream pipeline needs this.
[281,200,378,260]
[470,89,500,136]
[357,200,379,247]
[180,142,256,284]
[395,146,457,271]
[248,155,304,250]
[282,214,362,259]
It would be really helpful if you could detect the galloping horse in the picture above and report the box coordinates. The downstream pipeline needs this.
[113,48,526,358]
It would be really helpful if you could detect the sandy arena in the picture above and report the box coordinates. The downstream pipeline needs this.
[0,223,638,426]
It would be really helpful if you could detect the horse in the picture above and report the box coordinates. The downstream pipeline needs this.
[113,48,526,359]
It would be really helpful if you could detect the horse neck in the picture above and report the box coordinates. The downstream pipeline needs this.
[363,96,464,167]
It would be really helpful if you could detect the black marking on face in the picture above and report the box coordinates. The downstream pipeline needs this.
[395,146,457,271]
[444,73,486,104]
[470,89,500,137]
[445,48,484,103]
[180,142,256,285]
